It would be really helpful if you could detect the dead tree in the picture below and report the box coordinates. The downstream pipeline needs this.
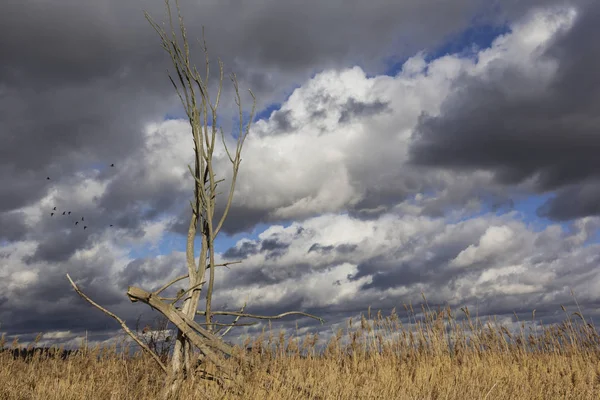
[66,0,323,398]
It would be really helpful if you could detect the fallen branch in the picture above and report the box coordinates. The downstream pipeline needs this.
[127,286,253,372]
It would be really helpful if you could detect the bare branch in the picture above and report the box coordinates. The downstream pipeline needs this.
[154,274,189,296]
[197,309,325,324]
[217,302,247,337]
[213,85,256,239]
[220,126,236,164]
[212,260,242,270]
[170,280,206,305]
[187,164,209,206]
[167,73,186,109]
[66,274,167,373]
[195,321,257,328]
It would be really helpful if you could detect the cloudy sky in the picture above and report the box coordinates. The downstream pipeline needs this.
[1,0,600,350]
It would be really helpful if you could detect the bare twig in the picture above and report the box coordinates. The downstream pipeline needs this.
[195,321,257,327]
[170,280,206,305]
[197,309,325,324]
[213,87,256,239]
[217,302,247,337]
[154,273,189,296]
[212,260,242,270]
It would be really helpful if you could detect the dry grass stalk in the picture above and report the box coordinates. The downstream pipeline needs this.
[2,302,600,399]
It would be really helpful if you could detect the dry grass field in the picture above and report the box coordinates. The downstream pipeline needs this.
[2,302,600,400]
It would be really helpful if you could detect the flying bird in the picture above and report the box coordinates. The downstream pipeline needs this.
[81,217,84,221]
[50,213,54,216]
[62,211,66,215]
[68,211,71,215]
[83,226,87,230]
[53,207,56,211]
[75,222,78,225]
[46,177,50,180]
[110,164,114,167]
[110,224,113,227]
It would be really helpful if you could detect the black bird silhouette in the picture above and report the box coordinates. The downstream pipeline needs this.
[75,221,78,225]
[53,207,56,210]
[83,226,87,230]
[81,217,84,221]
[46,177,50,180]
[110,164,114,167]
[68,211,71,215]
[50,213,54,216]
[110,224,113,227]
[62,211,66,215]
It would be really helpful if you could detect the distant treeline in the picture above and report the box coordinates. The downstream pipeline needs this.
[0,346,79,362]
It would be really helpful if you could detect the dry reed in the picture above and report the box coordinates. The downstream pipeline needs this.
[1,300,600,399]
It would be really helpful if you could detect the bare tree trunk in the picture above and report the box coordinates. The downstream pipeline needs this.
[164,330,186,399]
[67,1,324,398]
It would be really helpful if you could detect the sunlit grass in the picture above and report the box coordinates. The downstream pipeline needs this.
[2,296,600,399]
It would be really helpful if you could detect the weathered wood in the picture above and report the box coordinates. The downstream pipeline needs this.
[127,286,251,372]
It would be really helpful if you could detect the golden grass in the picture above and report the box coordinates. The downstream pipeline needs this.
[2,301,600,400]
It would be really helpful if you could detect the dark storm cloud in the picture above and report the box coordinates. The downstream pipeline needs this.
[25,230,90,264]
[0,0,564,243]
[338,98,391,123]
[271,109,294,132]
[260,238,290,260]
[220,262,316,289]
[168,201,272,237]
[537,182,600,221]
[0,168,47,215]
[214,202,273,236]
[260,238,289,252]
[223,241,259,260]
[308,243,335,254]
[1,0,590,344]
[350,233,476,291]
[119,259,169,290]
[23,195,158,265]
[0,211,28,242]
[410,1,600,220]
[1,247,185,338]
[308,242,360,257]
[335,243,357,254]
[96,161,191,229]
[115,254,188,295]
[347,184,418,220]
[3,265,123,336]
